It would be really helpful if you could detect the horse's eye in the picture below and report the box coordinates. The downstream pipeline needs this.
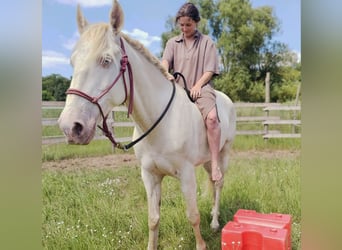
[99,55,113,68]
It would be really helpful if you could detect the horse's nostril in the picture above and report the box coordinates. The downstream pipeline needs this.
[72,122,83,136]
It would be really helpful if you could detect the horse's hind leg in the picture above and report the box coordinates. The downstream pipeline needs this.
[204,142,231,231]
[180,167,206,250]
[141,167,162,250]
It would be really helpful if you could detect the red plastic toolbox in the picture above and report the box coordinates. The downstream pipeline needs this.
[233,209,291,231]
[221,221,290,250]
[233,209,291,249]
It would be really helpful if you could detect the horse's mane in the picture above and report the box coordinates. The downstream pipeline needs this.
[75,23,169,79]
[120,32,169,79]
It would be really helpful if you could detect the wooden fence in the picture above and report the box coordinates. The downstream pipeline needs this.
[42,101,301,144]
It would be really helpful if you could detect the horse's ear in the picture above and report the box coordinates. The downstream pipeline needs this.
[110,0,124,33]
[77,4,88,34]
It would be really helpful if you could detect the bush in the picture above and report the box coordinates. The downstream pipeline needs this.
[247,81,265,102]
[214,68,251,102]
[272,81,299,102]
[42,74,71,101]
[42,90,55,101]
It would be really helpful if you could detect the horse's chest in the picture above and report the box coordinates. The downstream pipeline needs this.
[140,154,188,178]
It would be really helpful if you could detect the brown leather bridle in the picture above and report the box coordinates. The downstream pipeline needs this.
[65,37,175,151]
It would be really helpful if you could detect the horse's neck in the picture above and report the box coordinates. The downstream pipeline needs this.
[125,45,174,131]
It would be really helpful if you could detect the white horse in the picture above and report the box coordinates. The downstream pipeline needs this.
[58,1,236,249]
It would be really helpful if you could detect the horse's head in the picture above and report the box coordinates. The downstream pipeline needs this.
[58,0,127,144]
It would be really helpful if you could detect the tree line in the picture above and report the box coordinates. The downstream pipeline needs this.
[42,0,300,103]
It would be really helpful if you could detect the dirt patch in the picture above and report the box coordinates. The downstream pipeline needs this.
[231,149,300,160]
[42,154,138,171]
[42,150,300,171]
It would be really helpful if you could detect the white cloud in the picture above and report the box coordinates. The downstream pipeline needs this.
[62,31,80,50]
[42,50,70,68]
[61,28,160,52]
[54,0,112,7]
[295,50,301,63]
[42,27,161,72]
[123,28,161,48]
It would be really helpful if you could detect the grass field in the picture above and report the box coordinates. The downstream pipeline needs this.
[42,136,300,249]
[42,104,301,249]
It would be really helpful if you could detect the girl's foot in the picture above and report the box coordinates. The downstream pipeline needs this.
[212,166,222,181]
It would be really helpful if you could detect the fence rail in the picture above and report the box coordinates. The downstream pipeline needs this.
[42,102,301,144]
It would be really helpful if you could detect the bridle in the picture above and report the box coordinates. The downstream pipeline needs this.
[66,37,175,151]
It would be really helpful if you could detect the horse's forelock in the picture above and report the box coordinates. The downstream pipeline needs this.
[76,23,120,64]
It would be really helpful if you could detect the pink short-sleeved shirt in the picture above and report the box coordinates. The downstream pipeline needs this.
[162,31,220,119]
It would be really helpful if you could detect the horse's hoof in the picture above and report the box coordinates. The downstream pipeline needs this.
[196,243,207,250]
[210,221,220,232]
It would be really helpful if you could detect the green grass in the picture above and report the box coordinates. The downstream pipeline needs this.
[42,135,300,162]
[43,125,64,137]
[42,167,147,249]
[42,109,62,118]
[233,135,301,151]
[42,140,135,161]
[42,150,300,249]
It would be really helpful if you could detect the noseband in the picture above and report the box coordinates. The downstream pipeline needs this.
[66,37,175,150]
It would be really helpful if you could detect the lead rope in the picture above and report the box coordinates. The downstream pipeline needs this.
[114,81,176,151]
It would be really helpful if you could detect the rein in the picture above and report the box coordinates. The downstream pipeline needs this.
[66,37,175,151]
[121,81,175,150]
[173,72,195,103]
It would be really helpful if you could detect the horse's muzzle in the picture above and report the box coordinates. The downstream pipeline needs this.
[58,117,96,145]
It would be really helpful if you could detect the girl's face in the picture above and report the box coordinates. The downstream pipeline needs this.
[178,16,197,39]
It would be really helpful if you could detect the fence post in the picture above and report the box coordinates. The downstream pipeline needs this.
[264,74,270,140]
[292,82,301,133]
[110,110,116,153]
[265,72,270,103]
[264,105,269,140]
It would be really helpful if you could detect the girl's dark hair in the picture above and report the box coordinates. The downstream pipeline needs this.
[175,2,201,23]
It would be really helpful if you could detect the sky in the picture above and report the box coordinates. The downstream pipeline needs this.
[42,0,301,78]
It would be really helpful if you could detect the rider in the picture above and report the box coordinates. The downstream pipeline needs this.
[161,2,222,181]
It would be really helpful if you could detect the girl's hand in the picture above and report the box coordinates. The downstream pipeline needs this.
[166,72,175,81]
[190,84,201,100]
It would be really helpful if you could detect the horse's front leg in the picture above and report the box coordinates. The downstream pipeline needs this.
[180,166,206,250]
[141,165,163,250]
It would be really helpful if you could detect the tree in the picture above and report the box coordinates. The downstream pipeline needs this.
[160,16,180,57]
[216,0,281,101]
[42,74,71,101]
